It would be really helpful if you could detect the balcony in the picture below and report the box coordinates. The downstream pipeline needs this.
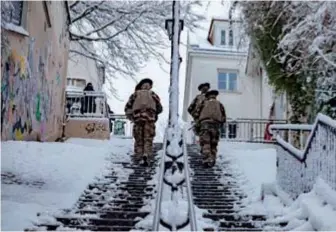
[65,90,107,118]
[64,90,110,140]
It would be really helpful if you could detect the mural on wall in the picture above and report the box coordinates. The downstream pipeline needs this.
[1,46,35,140]
[1,36,63,141]
[85,122,107,134]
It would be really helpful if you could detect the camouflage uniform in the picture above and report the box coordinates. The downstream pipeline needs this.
[187,93,206,136]
[194,91,226,166]
[124,89,162,159]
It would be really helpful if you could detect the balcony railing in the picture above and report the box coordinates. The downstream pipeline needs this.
[66,90,107,118]
[188,118,287,143]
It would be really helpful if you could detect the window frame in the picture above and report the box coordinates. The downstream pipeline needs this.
[220,30,226,45]
[3,0,29,36]
[217,70,239,92]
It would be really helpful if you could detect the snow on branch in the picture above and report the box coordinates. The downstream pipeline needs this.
[67,0,205,95]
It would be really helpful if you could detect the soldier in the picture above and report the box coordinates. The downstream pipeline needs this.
[194,90,226,167]
[187,83,210,136]
[124,78,163,165]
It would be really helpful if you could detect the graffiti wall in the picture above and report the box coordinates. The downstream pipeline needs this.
[1,2,70,141]
[65,118,110,140]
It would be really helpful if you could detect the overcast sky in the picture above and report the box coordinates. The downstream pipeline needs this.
[106,1,231,121]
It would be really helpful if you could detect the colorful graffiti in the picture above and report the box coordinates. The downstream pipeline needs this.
[85,122,107,134]
[1,38,56,141]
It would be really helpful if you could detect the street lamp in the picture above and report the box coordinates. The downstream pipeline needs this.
[165,19,184,40]
[165,17,184,126]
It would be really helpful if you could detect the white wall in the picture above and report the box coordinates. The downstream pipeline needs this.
[67,42,102,91]
[184,53,262,121]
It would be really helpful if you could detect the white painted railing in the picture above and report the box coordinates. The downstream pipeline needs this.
[188,118,287,144]
[270,114,336,199]
[66,90,107,118]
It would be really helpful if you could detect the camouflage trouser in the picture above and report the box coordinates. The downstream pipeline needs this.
[133,121,156,157]
[193,121,201,136]
[199,122,220,161]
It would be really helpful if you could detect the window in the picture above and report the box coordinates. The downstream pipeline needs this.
[229,30,234,45]
[8,1,24,26]
[220,30,226,45]
[217,71,238,91]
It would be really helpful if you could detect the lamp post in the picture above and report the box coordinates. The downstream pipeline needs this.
[165,0,184,127]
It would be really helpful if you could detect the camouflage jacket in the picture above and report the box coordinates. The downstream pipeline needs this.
[124,91,163,122]
[187,93,206,119]
[194,97,226,124]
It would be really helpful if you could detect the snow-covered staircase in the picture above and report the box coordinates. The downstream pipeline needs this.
[32,143,163,231]
[188,144,267,231]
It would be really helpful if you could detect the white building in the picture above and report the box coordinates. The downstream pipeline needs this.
[66,42,105,92]
[245,44,288,121]
[182,18,285,122]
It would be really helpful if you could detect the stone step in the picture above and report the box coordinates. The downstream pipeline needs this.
[196,204,245,210]
[193,199,238,204]
[77,206,144,212]
[192,186,240,191]
[219,220,259,228]
[191,182,239,188]
[203,213,266,221]
[193,195,244,201]
[78,199,148,205]
[192,191,243,196]
[117,182,156,187]
[56,224,134,231]
[56,216,138,227]
[91,202,145,208]
[190,174,233,178]
[74,209,148,217]
[216,227,262,231]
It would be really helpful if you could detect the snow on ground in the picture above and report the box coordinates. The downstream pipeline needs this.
[216,141,286,216]
[216,141,336,230]
[265,178,336,231]
[1,137,133,231]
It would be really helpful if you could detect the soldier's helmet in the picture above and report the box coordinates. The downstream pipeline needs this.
[198,82,210,91]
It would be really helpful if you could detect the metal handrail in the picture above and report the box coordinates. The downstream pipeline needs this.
[182,128,197,231]
[152,127,168,231]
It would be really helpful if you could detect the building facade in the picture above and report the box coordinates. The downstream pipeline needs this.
[245,45,289,121]
[66,41,105,92]
[183,19,266,122]
[1,1,70,141]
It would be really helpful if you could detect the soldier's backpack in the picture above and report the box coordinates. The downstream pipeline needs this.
[132,90,156,112]
[190,94,206,118]
[199,99,223,123]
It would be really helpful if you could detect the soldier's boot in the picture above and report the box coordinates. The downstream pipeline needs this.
[204,156,215,168]
[141,153,150,166]
[202,153,211,167]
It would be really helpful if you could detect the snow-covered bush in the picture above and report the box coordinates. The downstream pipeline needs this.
[234,1,336,120]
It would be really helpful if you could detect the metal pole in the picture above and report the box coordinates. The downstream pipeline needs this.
[168,1,175,126]
[169,0,180,127]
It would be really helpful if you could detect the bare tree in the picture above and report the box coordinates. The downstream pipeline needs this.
[67,0,206,96]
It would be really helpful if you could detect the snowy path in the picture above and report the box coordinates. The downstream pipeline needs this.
[1,138,133,231]
[33,143,163,231]
[187,142,283,231]
[2,138,335,231]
